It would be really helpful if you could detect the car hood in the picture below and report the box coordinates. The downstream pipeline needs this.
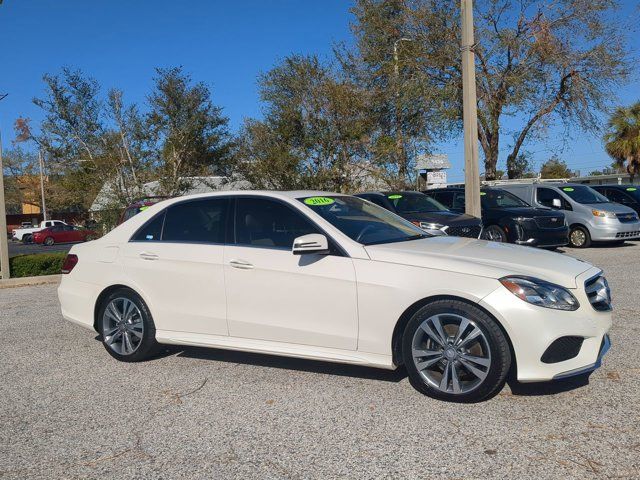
[400,211,481,226]
[584,202,636,215]
[364,236,592,288]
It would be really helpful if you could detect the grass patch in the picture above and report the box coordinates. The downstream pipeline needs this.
[9,252,68,278]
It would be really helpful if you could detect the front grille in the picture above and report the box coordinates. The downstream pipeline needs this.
[541,336,584,363]
[446,225,482,238]
[585,274,612,311]
[615,230,640,238]
[616,213,638,224]
[534,216,565,229]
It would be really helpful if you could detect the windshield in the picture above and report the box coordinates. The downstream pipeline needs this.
[387,193,448,213]
[560,185,609,204]
[481,189,530,208]
[299,195,428,245]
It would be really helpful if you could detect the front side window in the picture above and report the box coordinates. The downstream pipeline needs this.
[299,195,427,246]
[481,189,530,208]
[235,198,319,249]
[559,185,609,204]
[537,187,563,208]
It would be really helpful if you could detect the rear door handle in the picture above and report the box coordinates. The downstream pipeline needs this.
[139,252,159,261]
[229,259,254,270]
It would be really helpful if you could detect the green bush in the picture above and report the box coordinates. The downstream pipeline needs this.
[9,253,68,278]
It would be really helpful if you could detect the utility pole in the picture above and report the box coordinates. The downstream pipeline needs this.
[0,129,10,279]
[393,37,412,184]
[460,0,481,218]
[38,149,48,221]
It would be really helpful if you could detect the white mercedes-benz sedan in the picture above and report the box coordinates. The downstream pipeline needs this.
[58,191,612,402]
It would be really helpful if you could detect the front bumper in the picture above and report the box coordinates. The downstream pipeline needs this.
[513,223,569,248]
[553,334,610,380]
[479,267,612,382]
[588,218,640,241]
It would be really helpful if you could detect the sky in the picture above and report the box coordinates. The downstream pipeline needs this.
[1,0,638,182]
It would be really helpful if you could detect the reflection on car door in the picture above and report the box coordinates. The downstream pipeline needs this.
[121,198,230,336]
[224,197,358,350]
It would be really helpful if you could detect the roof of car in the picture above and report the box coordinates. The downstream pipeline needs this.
[591,184,637,189]
[358,191,423,196]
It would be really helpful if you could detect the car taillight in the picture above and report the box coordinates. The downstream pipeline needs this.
[61,254,78,274]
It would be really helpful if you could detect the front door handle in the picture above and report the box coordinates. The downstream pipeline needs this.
[139,252,159,261]
[229,259,254,270]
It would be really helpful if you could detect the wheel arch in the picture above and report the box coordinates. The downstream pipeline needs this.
[390,294,517,376]
[93,284,143,332]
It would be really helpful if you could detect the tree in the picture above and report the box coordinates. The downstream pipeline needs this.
[237,55,375,191]
[147,67,234,196]
[540,156,572,179]
[343,0,459,186]
[25,68,150,211]
[349,0,631,180]
[604,102,640,184]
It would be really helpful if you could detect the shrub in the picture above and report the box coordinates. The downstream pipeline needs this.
[9,253,68,278]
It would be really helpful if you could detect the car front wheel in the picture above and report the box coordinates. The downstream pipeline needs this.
[482,225,507,243]
[569,226,591,248]
[402,300,511,403]
[98,288,159,362]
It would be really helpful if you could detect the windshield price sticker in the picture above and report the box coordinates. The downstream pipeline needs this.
[388,194,403,200]
[563,187,575,192]
[627,187,637,192]
[304,197,335,206]
[480,192,486,196]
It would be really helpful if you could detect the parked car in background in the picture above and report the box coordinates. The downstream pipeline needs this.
[499,183,640,248]
[59,191,611,403]
[424,187,569,248]
[12,220,70,243]
[119,197,167,225]
[355,191,482,238]
[33,225,97,246]
[591,185,640,216]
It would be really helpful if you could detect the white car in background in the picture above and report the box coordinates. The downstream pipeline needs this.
[58,191,612,402]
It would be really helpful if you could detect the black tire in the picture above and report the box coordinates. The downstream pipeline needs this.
[569,225,591,248]
[22,234,33,243]
[482,225,508,243]
[43,236,55,246]
[402,299,511,403]
[98,288,160,362]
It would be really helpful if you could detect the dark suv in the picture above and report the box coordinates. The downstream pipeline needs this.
[424,187,569,248]
[355,191,483,238]
[591,185,640,216]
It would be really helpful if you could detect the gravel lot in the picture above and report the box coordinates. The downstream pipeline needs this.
[1,244,639,479]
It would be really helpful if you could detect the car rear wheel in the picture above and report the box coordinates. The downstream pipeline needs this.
[22,234,33,243]
[569,226,591,248]
[402,300,511,403]
[482,225,507,243]
[98,288,159,362]
[43,236,55,246]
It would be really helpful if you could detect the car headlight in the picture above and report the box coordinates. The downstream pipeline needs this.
[412,221,446,232]
[591,209,616,218]
[499,276,580,311]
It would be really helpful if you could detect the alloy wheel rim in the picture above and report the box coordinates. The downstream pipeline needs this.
[102,297,144,355]
[411,314,492,394]
[571,229,585,247]
[485,227,503,242]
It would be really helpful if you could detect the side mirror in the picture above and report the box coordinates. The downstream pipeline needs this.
[552,198,562,209]
[292,234,330,255]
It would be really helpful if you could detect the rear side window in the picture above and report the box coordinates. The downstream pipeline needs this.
[162,198,229,243]
[235,197,319,248]
[132,212,165,242]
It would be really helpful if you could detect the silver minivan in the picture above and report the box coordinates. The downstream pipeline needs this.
[499,183,640,248]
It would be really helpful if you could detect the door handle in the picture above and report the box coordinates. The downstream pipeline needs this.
[139,252,159,261]
[229,259,254,270]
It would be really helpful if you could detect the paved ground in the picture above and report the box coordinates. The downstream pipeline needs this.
[7,240,73,258]
[1,244,639,479]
